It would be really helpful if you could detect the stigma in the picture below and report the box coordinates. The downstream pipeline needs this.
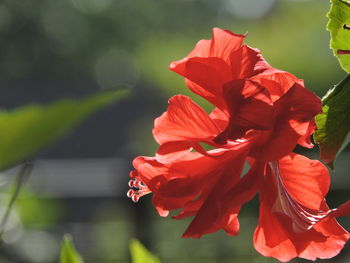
[127,178,151,203]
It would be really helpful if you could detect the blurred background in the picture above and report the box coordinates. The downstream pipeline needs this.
[0,0,348,262]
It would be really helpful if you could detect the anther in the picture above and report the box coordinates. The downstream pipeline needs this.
[127,189,134,198]
[127,177,152,202]
[132,195,140,203]
[134,180,144,188]
[128,180,135,188]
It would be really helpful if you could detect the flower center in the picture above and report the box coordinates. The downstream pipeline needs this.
[270,162,329,233]
[127,178,152,203]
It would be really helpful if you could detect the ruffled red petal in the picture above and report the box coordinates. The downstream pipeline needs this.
[254,83,322,161]
[278,153,330,210]
[254,184,348,261]
[133,141,250,221]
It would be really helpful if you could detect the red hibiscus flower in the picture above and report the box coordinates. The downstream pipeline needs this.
[162,28,317,159]
[128,28,350,261]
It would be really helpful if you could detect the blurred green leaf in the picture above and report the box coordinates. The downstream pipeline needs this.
[0,90,127,171]
[327,0,350,73]
[16,188,65,228]
[60,235,84,263]
[314,74,350,168]
[129,239,161,263]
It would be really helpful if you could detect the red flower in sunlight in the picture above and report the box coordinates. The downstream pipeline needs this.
[152,28,316,163]
[128,28,350,261]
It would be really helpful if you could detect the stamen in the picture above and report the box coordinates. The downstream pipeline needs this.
[269,162,329,233]
[127,178,152,203]
[127,189,134,198]
[132,195,139,203]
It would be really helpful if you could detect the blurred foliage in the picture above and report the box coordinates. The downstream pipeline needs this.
[61,237,162,263]
[60,235,84,263]
[16,188,65,228]
[129,239,161,263]
[327,0,350,73]
[0,90,126,171]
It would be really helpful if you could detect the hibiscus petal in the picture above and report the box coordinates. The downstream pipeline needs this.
[254,173,299,261]
[254,162,348,262]
[297,202,350,260]
[209,107,229,131]
[209,28,245,62]
[172,146,260,222]
[298,217,350,260]
[230,45,267,79]
[187,39,211,58]
[153,95,220,145]
[230,80,273,130]
[133,143,249,220]
[256,83,322,161]
[251,69,302,102]
[254,207,298,262]
[172,194,207,220]
[170,57,231,108]
[278,153,330,210]
[182,141,251,238]
[215,80,274,143]
[155,141,192,164]
[297,119,316,148]
[329,199,350,218]
[273,83,322,122]
[134,155,206,214]
[254,180,343,261]
[254,206,349,262]
[222,161,263,206]
[171,28,244,62]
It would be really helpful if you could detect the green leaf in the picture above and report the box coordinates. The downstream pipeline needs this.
[327,0,350,73]
[314,74,350,168]
[60,235,84,263]
[0,90,127,172]
[129,239,161,263]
